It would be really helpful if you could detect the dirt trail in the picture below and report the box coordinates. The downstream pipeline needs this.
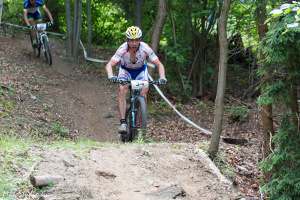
[1,35,119,141]
[31,144,240,200]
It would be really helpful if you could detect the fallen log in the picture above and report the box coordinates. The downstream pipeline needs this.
[30,175,63,187]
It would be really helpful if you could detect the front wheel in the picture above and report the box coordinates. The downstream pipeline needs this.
[122,96,147,142]
[30,33,40,57]
[42,36,52,65]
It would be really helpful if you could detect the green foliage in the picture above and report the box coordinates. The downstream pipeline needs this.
[148,100,173,117]
[195,100,208,110]
[51,122,69,137]
[260,116,300,199]
[259,2,300,199]
[229,0,258,49]
[82,1,129,46]
[213,152,236,181]
[0,136,36,199]
[2,0,23,24]
[226,105,249,123]
[0,84,15,118]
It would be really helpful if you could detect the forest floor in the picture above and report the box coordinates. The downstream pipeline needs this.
[0,33,262,199]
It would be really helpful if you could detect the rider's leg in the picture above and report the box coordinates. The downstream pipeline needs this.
[140,87,149,99]
[118,84,129,132]
[117,67,131,133]
[118,84,129,120]
[29,12,42,47]
[28,18,36,45]
[136,65,149,99]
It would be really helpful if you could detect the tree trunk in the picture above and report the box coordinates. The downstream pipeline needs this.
[135,0,143,28]
[87,0,92,56]
[73,0,82,62]
[65,0,72,57]
[0,0,3,24]
[208,0,231,159]
[72,0,78,58]
[289,83,299,128]
[151,0,167,53]
[255,0,274,159]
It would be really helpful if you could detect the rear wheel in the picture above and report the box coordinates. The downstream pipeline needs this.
[42,36,52,65]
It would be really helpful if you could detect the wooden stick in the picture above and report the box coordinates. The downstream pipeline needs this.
[30,175,63,187]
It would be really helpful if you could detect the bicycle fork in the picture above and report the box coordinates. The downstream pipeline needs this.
[130,96,138,129]
[40,34,48,53]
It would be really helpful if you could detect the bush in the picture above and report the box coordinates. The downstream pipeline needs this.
[227,105,249,123]
[51,122,69,137]
[260,116,300,199]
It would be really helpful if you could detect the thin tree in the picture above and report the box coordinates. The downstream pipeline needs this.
[87,0,92,56]
[208,0,231,159]
[65,0,72,57]
[255,0,274,160]
[73,0,82,62]
[0,0,3,24]
[151,0,167,53]
[135,0,143,28]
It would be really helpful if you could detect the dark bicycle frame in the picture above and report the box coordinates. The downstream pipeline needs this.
[114,79,160,142]
[29,23,52,65]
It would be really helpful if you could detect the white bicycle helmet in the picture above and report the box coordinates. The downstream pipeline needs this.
[125,26,142,39]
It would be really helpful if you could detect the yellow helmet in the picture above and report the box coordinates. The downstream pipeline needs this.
[125,26,142,39]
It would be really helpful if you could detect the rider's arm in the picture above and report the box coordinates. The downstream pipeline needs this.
[106,44,125,78]
[23,9,30,26]
[42,5,54,23]
[152,59,166,79]
[105,59,119,78]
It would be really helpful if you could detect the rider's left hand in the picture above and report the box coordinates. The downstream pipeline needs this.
[158,78,167,85]
[47,21,54,28]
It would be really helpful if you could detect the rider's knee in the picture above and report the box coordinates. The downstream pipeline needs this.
[140,88,149,97]
[118,85,128,96]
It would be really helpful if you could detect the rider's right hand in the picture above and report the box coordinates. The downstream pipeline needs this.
[28,25,36,30]
[108,76,118,83]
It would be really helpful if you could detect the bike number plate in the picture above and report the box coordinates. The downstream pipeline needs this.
[36,23,47,31]
[131,80,149,90]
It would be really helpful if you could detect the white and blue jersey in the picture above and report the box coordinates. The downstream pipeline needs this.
[111,42,159,81]
[23,0,44,20]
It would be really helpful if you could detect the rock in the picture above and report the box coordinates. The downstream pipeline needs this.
[95,170,116,179]
[103,113,114,118]
[145,185,186,199]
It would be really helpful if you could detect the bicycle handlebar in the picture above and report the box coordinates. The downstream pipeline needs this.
[30,22,53,31]
[113,79,162,86]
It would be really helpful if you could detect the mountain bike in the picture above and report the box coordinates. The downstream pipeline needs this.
[114,79,162,142]
[29,22,52,65]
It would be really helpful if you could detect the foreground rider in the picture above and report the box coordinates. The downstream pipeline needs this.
[105,26,167,133]
[23,0,53,46]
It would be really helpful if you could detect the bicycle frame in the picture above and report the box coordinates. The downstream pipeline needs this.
[113,79,160,142]
[35,26,49,52]
[127,80,148,129]
[30,23,52,65]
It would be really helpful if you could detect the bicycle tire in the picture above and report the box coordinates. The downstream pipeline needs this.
[42,36,52,65]
[30,33,40,57]
[128,96,147,142]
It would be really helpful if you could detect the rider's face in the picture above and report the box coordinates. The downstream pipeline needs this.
[30,0,35,5]
[127,39,141,49]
